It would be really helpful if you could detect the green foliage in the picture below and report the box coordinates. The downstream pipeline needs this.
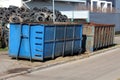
[0,47,8,51]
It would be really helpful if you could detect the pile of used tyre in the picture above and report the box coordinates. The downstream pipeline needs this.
[0,6,68,48]
[0,26,8,48]
[0,6,68,23]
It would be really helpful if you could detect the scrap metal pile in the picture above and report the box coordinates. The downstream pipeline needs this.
[0,6,68,23]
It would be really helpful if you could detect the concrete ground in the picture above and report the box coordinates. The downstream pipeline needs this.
[7,47,120,80]
[0,35,120,79]
[115,35,120,44]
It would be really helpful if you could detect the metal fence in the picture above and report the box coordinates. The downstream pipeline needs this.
[75,5,120,13]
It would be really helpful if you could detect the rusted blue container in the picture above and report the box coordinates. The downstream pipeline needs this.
[82,23,115,52]
[9,22,83,61]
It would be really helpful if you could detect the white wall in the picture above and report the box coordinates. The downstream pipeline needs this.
[55,0,86,2]
[0,0,22,8]
[61,11,90,22]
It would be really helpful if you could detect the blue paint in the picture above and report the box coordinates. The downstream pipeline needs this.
[9,23,83,61]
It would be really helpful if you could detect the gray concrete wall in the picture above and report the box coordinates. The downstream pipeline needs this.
[90,12,120,32]
[116,0,120,10]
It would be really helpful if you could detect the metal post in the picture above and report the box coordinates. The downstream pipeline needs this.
[52,0,55,22]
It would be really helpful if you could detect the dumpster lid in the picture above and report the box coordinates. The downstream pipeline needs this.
[10,22,85,26]
[84,22,115,27]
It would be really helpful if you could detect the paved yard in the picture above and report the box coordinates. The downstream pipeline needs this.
[7,47,120,80]
[0,35,120,79]
[115,35,120,44]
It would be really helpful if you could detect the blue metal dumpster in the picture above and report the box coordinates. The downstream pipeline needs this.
[9,22,83,61]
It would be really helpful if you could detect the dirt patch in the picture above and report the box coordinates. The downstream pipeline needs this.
[0,73,6,77]
[7,68,30,74]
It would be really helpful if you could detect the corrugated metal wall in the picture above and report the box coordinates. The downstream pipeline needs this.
[26,1,89,21]
[90,12,120,33]
[26,1,76,11]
